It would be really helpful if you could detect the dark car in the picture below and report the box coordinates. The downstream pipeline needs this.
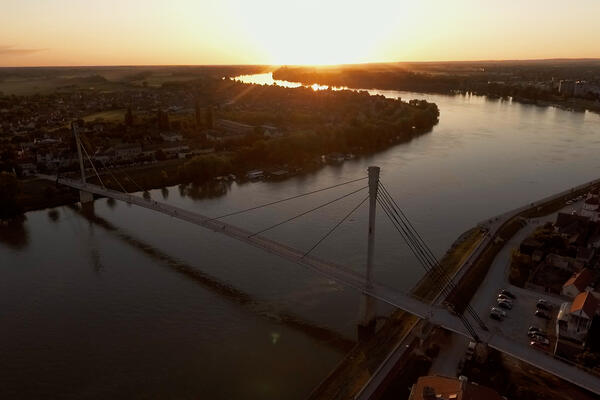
[500,289,516,299]
[535,310,551,320]
[497,300,512,310]
[537,302,551,311]
[490,312,502,321]
[530,340,549,350]
[528,326,541,333]
[528,331,548,339]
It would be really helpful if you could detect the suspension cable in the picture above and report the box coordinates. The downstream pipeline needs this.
[209,176,368,221]
[97,158,128,193]
[303,194,369,258]
[377,181,487,331]
[378,194,480,340]
[80,142,105,188]
[248,185,368,238]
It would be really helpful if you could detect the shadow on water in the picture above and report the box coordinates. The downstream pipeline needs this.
[161,187,169,200]
[69,204,354,353]
[48,209,60,222]
[0,215,29,250]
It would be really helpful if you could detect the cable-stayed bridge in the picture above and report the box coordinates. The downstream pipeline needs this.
[38,123,600,397]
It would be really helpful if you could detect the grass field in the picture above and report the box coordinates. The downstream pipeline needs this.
[82,109,127,123]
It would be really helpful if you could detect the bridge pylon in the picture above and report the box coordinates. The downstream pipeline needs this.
[358,166,380,340]
[71,121,93,204]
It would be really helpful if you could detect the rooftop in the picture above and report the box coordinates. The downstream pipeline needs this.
[564,268,594,292]
[409,375,504,400]
[570,291,598,318]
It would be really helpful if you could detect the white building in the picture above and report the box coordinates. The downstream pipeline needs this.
[160,132,183,142]
[114,144,142,161]
[581,196,600,221]
[556,291,598,344]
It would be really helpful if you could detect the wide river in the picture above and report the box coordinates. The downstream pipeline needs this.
[2,73,600,399]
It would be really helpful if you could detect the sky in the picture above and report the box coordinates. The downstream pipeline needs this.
[1,0,600,67]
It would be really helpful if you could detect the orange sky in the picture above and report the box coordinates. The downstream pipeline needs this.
[2,0,600,67]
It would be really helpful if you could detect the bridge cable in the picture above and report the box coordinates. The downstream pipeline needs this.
[79,142,106,188]
[377,186,485,327]
[209,176,368,221]
[377,183,487,328]
[377,182,487,332]
[97,158,128,193]
[302,194,369,258]
[376,192,481,340]
[80,132,143,194]
[121,168,145,193]
[248,185,368,238]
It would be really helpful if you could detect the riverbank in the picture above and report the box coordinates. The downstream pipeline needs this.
[272,67,600,115]
[308,227,485,399]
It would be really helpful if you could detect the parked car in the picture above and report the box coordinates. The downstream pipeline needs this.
[537,302,551,311]
[489,312,502,321]
[537,300,552,310]
[535,310,551,320]
[497,299,513,310]
[491,307,506,318]
[499,289,516,299]
[528,326,541,333]
[528,331,548,339]
[532,335,550,345]
[497,294,513,302]
[530,340,549,350]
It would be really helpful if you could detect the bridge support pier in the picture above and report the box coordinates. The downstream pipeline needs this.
[80,190,94,203]
[358,166,380,340]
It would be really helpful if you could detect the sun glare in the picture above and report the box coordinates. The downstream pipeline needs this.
[234,0,402,65]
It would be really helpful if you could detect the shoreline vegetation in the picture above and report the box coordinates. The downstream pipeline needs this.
[272,61,600,114]
[1,72,439,219]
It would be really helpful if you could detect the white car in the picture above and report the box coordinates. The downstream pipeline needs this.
[497,299,513,310]
[497,294,513,302]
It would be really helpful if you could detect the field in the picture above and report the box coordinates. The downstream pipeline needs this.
[82,109,127,123]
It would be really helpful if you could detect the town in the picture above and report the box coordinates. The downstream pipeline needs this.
[273,59,600,114]
[0,68,439,217]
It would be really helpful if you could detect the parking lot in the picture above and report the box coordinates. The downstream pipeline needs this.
[485,287,559,354]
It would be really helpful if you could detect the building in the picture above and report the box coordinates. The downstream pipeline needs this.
[114,143,142,161]
[205,129,245,142]
[215,119,255,136]
[581,196,600,221]
[162,145,190,159]
[556,291,598,345]
[559,80,575,97]
[262,125,283,138]
[408,375,504,400]
[246,169,264,180]
[562,269,595,298]
[160,132,183,142]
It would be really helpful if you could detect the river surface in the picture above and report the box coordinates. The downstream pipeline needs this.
[2,72,600,399]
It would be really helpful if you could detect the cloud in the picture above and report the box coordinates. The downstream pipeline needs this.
[0,46,47,56]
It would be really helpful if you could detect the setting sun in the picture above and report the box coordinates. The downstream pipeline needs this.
[2,0,599,66]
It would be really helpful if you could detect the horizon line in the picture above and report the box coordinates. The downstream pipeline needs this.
[2,57,600,69]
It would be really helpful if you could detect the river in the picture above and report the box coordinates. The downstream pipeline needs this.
[2,72,600,399]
